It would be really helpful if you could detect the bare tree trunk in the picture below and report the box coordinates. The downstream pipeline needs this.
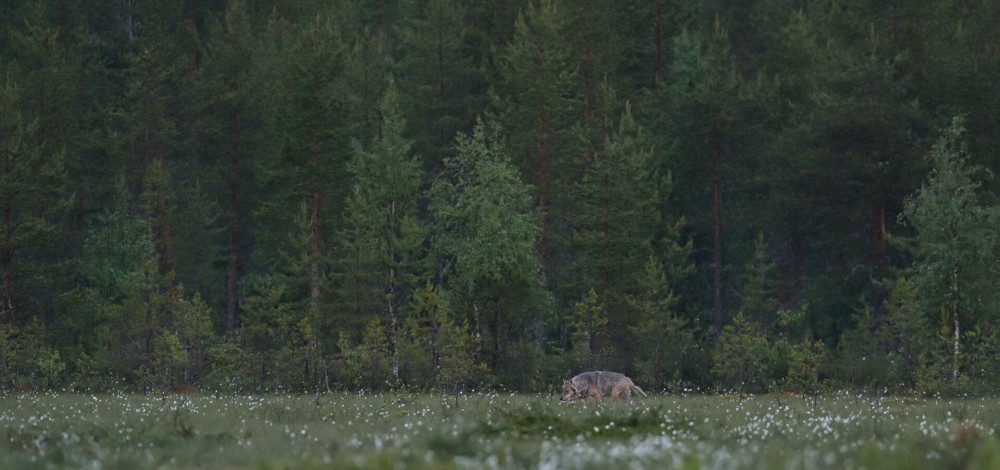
[952,265,960,383]
[389,202,398,379]
[653,0,663,87]
[1,203,12,322]
[712,142,723,344]
[309,139,321,314]
[226,112,241,334]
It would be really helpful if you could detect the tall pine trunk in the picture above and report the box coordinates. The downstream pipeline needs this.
[1,203,12,322]
[952,265,960,383]
[309,138,321,314]
[226,112,241,334]
[712,142,723,343]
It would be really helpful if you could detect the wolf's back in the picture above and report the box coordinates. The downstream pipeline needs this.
[571,371,602,387]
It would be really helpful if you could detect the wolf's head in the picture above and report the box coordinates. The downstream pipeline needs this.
[560,380,578,401]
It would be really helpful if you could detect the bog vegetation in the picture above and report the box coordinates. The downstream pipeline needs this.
[2,392,1000,469]
[1,0,1000,395]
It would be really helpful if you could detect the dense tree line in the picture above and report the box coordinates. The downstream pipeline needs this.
[1,0,999,395]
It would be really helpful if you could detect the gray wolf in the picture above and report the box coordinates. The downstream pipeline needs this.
[560,371,647,405]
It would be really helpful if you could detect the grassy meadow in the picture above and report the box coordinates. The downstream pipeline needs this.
[1,391,999,469]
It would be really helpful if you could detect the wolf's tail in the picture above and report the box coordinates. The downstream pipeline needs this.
[629,379,647,397]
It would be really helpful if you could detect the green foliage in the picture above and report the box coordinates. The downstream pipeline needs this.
[338,318,393,391]
[429,119,544,373]
[196,0,268,335]
[655,20,775,343]
[0,321,14,386]
[916,312,971,397]
[395,0,485,164]
[169,292,216,386]
[965,322,1000,395]
[0,72,68,324]
[153,332,188,388]
[6,394,1000,469]
[877,278,928,389]
[395,282,488,393]
[436,319,487,394]
[255,10,350,276]
[898,116,1000,391]
[3,0,1000,394]
[628,256,691,389]
[712,313,768,396]
[785,336,826,395]
[572,105,684,370]
[393,314,436,388]
[430,120,540,295]
[739,232,779,329]
[238,275,297,391]
[570,288,609,370]
[834,301,892,390]
[492,0,579,197]
[35,347,65,388]
[337,84,428,345]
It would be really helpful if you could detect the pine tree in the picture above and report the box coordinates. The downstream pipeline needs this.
[657,22,769,343]
[339,0,397,147]
[172,290,215,386]
[572,105,681,369]
[0,73,68,325]
[76,181,177,388]
[117,33,187,278]
[256,12,350,316]
[197,0,265,334]
[834,301,887,389]
[395,0,486,166]
[172,180,224,308]
[4,1,80,152]
[2,1,83,337]
[760,9,924,323]
[237,275,291,391]
[492,0,579,272]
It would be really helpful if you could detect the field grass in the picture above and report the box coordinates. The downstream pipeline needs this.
[1,391,999,469]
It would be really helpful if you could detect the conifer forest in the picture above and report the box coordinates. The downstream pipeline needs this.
[2,0,1000,396]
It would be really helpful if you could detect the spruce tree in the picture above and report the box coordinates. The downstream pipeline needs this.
[712,312,766,397]
[572,105,683,369]
[877,278,925,388]
[337,85,427,376]
[739,232,779,330]
[0,73,68,325]
[627,256,691,388]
